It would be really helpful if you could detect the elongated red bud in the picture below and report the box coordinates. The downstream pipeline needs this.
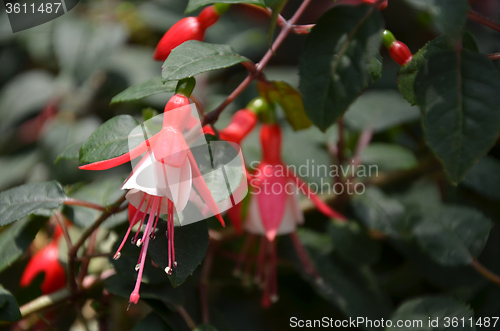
[221,109,258,144]
[260,124,282,164]
[362,0,388,10]
[389,41,413,66]
[20,243,66,294]
[153,6,221,61]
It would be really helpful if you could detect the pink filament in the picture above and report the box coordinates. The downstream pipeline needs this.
[129,196,160,304]
[114,195,147,259]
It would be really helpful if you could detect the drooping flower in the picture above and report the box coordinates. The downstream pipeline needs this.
[79,79,231,304]
[234,123,346,307]
[20,224,66,294]
[153,4,230,61]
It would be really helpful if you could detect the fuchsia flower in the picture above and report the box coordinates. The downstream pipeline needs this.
[234,123,346,307]
[80,92,228,304]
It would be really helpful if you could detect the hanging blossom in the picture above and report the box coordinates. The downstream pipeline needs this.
[232,123,347,307]
[79,80,228,304]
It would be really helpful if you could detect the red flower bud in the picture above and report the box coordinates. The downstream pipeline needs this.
[20,243,66,294]
[153,6,221,61]
[260,124,282,164]
[202,109,257,144]
[389,41,413,66]
[362,0,388,10]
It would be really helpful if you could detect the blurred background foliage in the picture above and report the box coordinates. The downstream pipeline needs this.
[1,0,500,330]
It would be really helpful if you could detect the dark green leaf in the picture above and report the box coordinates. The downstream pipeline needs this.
[148,220,209,287]
[185,0,265,13]
[257,80,312,131]
[64,177,126,228]
[0,151,39,190]
[104,275,184,308]
[414,205,492,266]
[299,5,384,131]
[110,77,177,105]
[344,90,420,132]
[328,221,381,266]
[361,143,418,172]
[462,156,500,201]
[389,296,475,331]
[55,141,83,164]
[415,49,500,184]
[398,31,479,106]
[132,312,172,331]
[265,0,286,47]
[161,41,249,82]
[291,230,391,329]
[0,285,21,322]
[351,187,406,237]
[79,115,139,165]
[433,0,469,38]
[368,54,383,82]
[0,182,66,226]
[0,217,46,273]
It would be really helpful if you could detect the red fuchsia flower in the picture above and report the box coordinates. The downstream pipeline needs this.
[20,225,66,294]
[362,0,388,10]
[153,4,230,61]
[234,123,346,307]
[79,79,226,305]
[383,30,413,66]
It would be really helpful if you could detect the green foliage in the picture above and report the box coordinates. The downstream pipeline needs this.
[388,296,475,331]
[299,5,384,131]
[415,49,500,184]
[0,285,21,322]
[79,115,139,165]
[413,205,492,266]
[0,217,46,273]
[111,77,177,104]
[184,0,265,13]
[148,220,209,287]
[0,182,66,226]
[161,41,249,82]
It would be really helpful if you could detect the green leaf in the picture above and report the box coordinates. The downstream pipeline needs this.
[79,115,140,165]
[328,221,381,266]
[0,217,46,273]
[388,296,475,331]
[433,0,469,38]
[104,275,184,308]
[291,231,391,329]
[415,49,500,185]
[398,31,479,106]
[0,285,21,322]
[413,205,492,266]
[344,90,420,132]
[265,0,286,47]
[351,187,406,237]
[148,220,209,287]
[185,0,265,13]
[0,70,55,132]
[368,54,383,82]
[110,77,177,105]
[161,41,249,82]
[64,177,126,228]
[462,156,500,202]
[361,143,418,172]
[132,312,173,331]
[257,80,312,131]
[55,141,83,164]
[0,181,66,226]
[299,5,384,131]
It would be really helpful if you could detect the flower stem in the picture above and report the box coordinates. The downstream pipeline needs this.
[468,10,500,33]
[63,198,106,211]
[471,259,500,286]
[202,0,313,126]
[177,306,197,330]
